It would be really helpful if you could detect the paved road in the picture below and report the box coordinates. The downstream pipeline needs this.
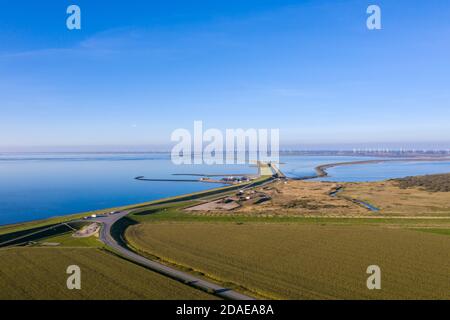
[270,163,286,179]
[93,211,255,300]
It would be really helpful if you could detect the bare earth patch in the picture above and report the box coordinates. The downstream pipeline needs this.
[186,180,367,217]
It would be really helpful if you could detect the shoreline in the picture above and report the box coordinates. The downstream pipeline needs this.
[2,157,450,229]
[0,175,273,231]
[304,157,450,180]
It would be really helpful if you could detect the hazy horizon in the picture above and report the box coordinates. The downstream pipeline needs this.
[1,141,449,153]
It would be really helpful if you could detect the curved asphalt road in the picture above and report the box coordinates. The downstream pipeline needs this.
[93,211,255,300]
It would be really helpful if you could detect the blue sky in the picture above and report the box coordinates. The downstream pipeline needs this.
[0,0,449,150]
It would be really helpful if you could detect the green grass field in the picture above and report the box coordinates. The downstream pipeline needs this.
[33,231,104,247]
[0,247,215,300]
[2,175,449,300]
[126,222,450,300]
[128,202,450,227]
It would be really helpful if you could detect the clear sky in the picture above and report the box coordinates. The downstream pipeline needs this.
[0,0,449,150]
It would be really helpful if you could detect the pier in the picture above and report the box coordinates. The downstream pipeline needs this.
[135,161,280,184]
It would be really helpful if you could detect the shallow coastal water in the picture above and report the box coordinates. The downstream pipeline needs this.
[0,153,450,225]
[280,155,379,179]
[0,153,250,225]
[316,160,450,182]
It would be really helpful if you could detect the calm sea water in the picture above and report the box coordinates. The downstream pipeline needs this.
[316,160,450,182]
[0,153,449,225]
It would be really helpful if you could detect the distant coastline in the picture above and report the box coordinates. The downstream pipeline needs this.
[1,154,450,226]
[1,149,450,157]
[295,157,450,180]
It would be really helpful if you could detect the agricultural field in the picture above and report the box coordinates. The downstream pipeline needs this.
[0,247,215,300]
[126,222,450,300]
[341,180,450,216]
